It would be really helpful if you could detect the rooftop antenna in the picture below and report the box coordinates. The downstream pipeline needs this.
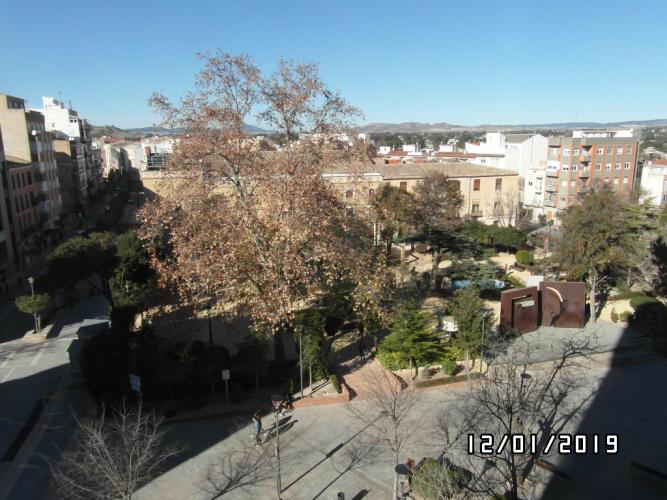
[69,99,72,110]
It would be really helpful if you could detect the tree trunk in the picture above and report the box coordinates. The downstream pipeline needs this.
[589,274,597,323]
[386,237,392,259]
[430,249,441,290]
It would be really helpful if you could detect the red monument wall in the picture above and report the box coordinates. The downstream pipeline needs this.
[540,281,586,328]
[500,287,539,334]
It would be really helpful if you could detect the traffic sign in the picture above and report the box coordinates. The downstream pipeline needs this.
[222,369,230,381]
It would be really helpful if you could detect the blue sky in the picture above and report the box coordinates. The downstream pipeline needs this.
[2,0,665,128]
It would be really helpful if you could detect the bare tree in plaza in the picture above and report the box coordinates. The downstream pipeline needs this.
[141,52,390,331]
[348,363,420,498]
[438,334,598,500]
[51,402,182,500]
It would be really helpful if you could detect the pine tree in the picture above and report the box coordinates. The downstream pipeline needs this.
[381,301,444,376]
[449,287,494,381]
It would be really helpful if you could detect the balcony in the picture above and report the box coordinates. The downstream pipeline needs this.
[545,179,558,192]
[579,169,590,178]
[544,197,556,207]
[470,210,483,218]
[546,169,559,177]
[579,153,592,162]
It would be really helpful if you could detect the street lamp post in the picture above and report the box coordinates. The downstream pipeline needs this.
[271,395,283,500]
[299,326,304,399]
[479,308,493,374]
[27,277,39,334]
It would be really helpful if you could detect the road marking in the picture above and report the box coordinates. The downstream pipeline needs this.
[0,351,16,369]
[30,345,48,367]
[0,367,15,383]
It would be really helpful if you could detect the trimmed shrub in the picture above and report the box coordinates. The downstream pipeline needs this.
[620,310,633,322]
[377,349,411,371]
[505,275,526,289]
[329,373,342,393]
[441,358,458,376]
[610,308,618,323]
[629,295,660,310]
[412,458,463,499]
[515,250,534,266]
[629,302,667,340]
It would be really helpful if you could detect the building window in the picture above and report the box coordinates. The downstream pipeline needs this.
[615,163,620,170]
[617,148,623,154]
[493,201,501,212]
[563,149,570,156]
[623,178,628,184]
[345,189,354,199]
[573,149,579,155]
[495,178,502,191]
[605,163,611,170]
[562,165,569,171]
[473,179,480,191]
[527,180,533,187]
[597,148,603,154]
[624,162,630,169]
[572,165,578,171]
[595,163,601,170]
[11,175,16,190]
[15,198,19,212]
[399,181,408,191]
[368,188,375,197]
[472,203,480,213]
[27,172,32,184]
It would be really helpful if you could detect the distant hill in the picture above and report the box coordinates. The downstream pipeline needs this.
[354,119,667,133]
[88,123,271,138]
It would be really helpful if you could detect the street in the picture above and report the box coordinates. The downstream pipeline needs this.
[0,295,107,499]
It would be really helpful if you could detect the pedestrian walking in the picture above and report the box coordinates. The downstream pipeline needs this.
[358,340,366,363]
[251,411,262,446]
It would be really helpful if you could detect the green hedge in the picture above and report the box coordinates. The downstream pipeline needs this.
[515,250,534,266]
[412,458,463,500]
[441,358,457,376]
[415,372,483,389]
[629,295,660,309]
[329,374,342,394]
[377,349,411,371]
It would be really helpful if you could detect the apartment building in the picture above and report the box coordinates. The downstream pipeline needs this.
[141,160,521,226]
[542,129,639,221]
[33,97,104,216]
[0,130,16,293]
[639,159,667,207]
[0,94,61,278]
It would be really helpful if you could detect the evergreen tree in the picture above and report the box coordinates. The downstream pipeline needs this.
[380,301,444,376]
[449,287,494,381]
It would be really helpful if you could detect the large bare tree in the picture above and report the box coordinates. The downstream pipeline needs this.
[51,402,181,500]
[348,362,420,499]
[140,52,390,330]
[438,334,598,500]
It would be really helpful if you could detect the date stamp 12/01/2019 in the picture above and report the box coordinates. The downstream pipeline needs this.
[468,433,619,456]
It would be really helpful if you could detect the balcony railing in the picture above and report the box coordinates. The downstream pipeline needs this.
[546,169,559,177]
[470,210,483,218]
